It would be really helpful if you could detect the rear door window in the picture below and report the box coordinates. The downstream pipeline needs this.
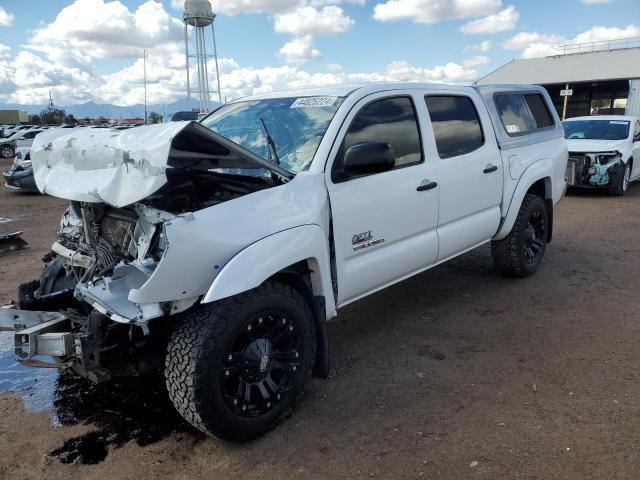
[425,95,484,158]
[495,93,554,136]
[524,94,554,129]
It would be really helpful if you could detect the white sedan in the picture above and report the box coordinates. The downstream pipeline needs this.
[563,115,640,195]
[0,128,45,158]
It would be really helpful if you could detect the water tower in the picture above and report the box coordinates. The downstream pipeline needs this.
[183,0,222,112]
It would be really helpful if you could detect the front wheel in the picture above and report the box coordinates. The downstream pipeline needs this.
[492,194,549,278]
[0,144,14,158]
[609,162,631,196]
[165,281,316,442]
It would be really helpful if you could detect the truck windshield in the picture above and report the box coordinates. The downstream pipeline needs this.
[201,96,344,174]
[563,119,630,141]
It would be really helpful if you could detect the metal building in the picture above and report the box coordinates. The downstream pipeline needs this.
[477,38,640,120]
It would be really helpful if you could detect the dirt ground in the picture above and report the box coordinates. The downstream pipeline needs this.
[1,157,640,479]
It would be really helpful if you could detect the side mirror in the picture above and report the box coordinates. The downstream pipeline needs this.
[342,142,395,176]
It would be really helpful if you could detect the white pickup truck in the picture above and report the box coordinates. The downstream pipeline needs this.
[0,83,567,441]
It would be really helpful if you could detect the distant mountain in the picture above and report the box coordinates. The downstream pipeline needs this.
[0,97,220,120]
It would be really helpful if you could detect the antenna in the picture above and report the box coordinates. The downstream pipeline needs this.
[183,0,223,113]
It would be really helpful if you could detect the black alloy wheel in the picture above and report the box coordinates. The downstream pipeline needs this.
[221,311,301,417]
[523,210,546,266]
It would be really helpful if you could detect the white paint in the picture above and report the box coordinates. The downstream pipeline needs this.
[33,82,568,322]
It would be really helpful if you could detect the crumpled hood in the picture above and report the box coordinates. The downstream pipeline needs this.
[31,121,291,207]
[566,138,629,154]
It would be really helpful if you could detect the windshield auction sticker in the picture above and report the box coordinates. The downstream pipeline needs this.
[290,97,338,108]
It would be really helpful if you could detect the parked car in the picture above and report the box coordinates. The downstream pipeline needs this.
[0,124,35,138]
[0,83,567,441]
[170,110,200,121]
[0,128,45,158]
[3,147,38,192]
[563,115,640,195]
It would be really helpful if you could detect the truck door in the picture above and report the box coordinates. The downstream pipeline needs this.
[326,93,439,307]
[423,92,503,261]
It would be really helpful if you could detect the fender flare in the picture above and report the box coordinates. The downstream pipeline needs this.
[494,158,553,241]
[202,224,337,320]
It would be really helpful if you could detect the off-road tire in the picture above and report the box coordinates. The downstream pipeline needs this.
[492,194,548,278]
[165,281,316,442]
[609,161,631,196]
[0,144,14,158]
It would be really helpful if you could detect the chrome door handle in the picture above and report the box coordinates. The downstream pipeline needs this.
[417,181,438,192]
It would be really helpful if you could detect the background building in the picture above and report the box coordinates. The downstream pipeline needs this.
[0,110,28,125]
[477,38,640,120]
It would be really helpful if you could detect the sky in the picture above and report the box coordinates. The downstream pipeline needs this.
[0,0,638,107]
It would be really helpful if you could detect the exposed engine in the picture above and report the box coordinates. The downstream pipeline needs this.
[15,171,272,382]
[566,151,624,187]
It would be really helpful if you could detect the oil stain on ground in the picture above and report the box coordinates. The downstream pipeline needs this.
[0,332,198,465]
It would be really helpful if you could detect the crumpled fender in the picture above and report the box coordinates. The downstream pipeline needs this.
[202,224,336,320]
[494,158,558,241]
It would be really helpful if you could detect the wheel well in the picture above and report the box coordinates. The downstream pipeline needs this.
[526,178,553,243]
[268,261,329,378]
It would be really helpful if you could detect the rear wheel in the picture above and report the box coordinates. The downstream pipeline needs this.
[165,281,315,442]
[0,144,14,158]
[609,161,631,196]
[492,194,548,278]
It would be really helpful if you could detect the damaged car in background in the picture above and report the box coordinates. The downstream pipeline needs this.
[0,84,568,442]
[3,147,39,192]
[563,115,640,195]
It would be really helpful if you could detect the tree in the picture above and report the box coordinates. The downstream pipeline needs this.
[63,114,77,125]
[40,107,67,125]
[148,111,163,124]
[28,114,42,125]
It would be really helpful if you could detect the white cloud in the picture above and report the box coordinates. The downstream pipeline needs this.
[184,0,366,15]
[278,36,322,64]
[462,55,490,67]
[372,0,502,24]
[0,6,14,27]
[459,6,519,34]
[0,45,15,94]
[274,6,354,36]
[31,0,183,59]
[504,25,640,58]
[205,0,302,15]
[572,25,640,44]
[0,0,480,107]
[465,40,493,52]
[503,32,564,50]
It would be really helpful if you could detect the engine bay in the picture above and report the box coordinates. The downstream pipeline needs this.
[566,151,624,187]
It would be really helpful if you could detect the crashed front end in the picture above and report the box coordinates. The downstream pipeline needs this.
[3,148,38,192]
[566,151,625,188]
[1,121,287,382]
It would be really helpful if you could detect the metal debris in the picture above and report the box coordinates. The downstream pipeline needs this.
[0,231,28,254]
